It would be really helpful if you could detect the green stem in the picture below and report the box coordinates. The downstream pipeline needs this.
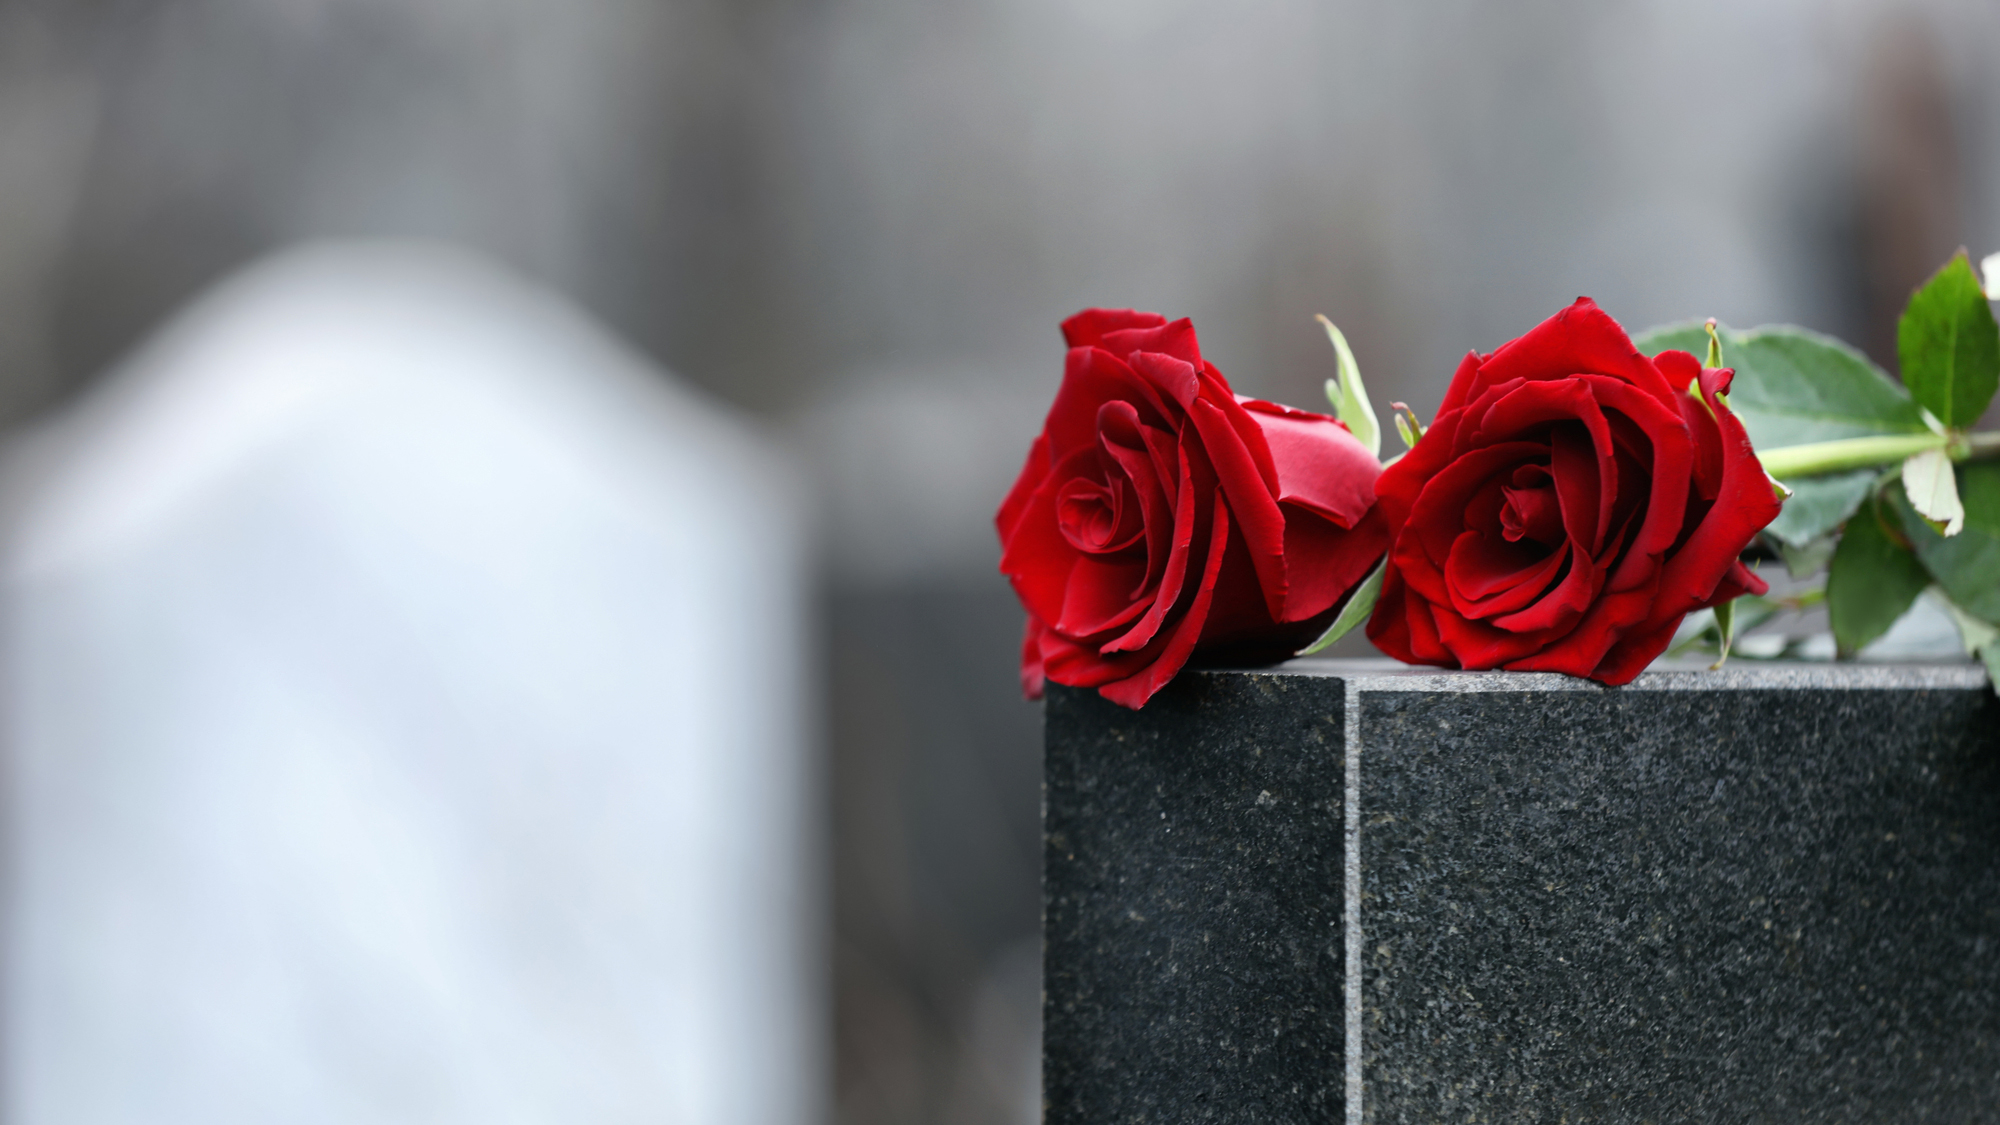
[1757,432,1948,478]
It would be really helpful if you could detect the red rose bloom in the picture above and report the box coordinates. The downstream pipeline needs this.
[998,309,1389,708]
[1366,298,1781,685]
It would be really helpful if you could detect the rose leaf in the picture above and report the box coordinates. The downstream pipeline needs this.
[1667,607,1718,658]
[1893,460,2000,623]
[1776,533,1837,579]
[1933,590,2000,696]
[1710,596,1738,669]
[1636,321,1930,448]
[1297,553,1386,656]
[1827,495,1931,658]
[1763,468,1876,549]
[1670,597,1787,661]
[1730,594,1786,641]
[1934,589,1999,658]
[1897,250,2000,429]
[1901,447,1964,536]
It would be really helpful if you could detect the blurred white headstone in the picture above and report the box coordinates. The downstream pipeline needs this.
[0,243,820,1125]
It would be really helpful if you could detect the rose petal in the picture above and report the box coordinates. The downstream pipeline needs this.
[1126,349,1203,410]
[1241,399,1380,528]
[1572,374,1692,591]
[1404,441,1551,577]
[1373,392,1470,532]
[1277,503,1394,623]
[1055,555,1153,636]
[1044,346,1176,457]
[1098,489,1234,708]
[1369,564,1457,668]
[1489,540,1601,634]
[1100,430,1216,654]
[1443,297,1678,417]
[1444,530,1569,618]
[1700,558,1769,607]
[1202,367,1281,495]
[1062,308,1170,350]
[996,432,1048,542]
[1648,378,1782,621]
[1464,380,1617,553]
[1427,350,1489,437]
[1098,317,1204,368]
[1463,473,1515,540]
[1019,614,1048,700]
[1584,613,1681,685]
[1504,582,1657,679]
[1431,603,1554,668]
[1055,472,1144,554]
[1185,393,1289,620]
[1657,349,1724,500]
[1097,405,1175,594]
[1499,479,1564,544]
[1549,423,1606,553]
[1037,623,1127,689]
[998,445,1101,624]
[1196,507,1285,645]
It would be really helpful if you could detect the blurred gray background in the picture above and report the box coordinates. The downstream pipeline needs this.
[0,0,1996,1122]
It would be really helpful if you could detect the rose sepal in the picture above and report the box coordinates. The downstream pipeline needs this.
[1318,315,1381,457]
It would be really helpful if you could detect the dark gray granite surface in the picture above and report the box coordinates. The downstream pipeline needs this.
[1043,673,1347,1125]
[1043,662,2000,1125]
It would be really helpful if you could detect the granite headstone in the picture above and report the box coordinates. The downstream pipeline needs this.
[1044,660,1999,1124]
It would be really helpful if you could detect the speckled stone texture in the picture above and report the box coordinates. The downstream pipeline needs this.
[1043,673,1347,1125]
[1043,662,2000,1125]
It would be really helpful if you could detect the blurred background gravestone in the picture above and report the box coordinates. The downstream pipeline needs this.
[0,0,1995,1122]
[0,243,817,1124]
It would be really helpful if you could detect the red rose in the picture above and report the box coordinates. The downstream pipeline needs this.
[998,309,1389,708]
[1367,298,1782,685]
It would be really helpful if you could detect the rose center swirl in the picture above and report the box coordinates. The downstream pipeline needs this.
[1056,473,1145,554]
[1499,464,1566,546]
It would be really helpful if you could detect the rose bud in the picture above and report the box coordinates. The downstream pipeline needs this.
[1367,297,1782,684]
[998,309,1390,709]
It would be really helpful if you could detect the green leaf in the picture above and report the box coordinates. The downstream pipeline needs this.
[1777,534,1837,579]
[1297,554,1386,656]
[1635,321,1930,448]
[1763,468,1876,548]
[1901,447,1963,536]
[1730,593,1791,642]
[1668,593,1797,659]
[1318,316,1380,458]
[1934,591,1999,657]
[1941,585,2000,697]
[1827,494,1931,657]
[1895,460,2000,622]
[1897,251,2000,428]
[1710,595,1738,669]
[1667,607,1716,657]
